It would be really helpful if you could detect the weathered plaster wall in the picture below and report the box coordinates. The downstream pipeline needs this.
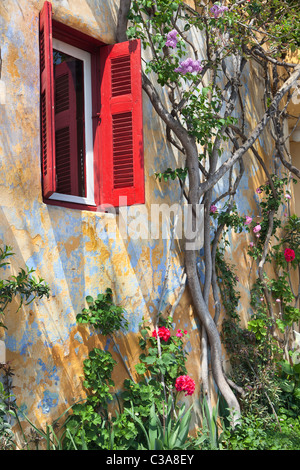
[288,97,300,216]
[0,0,201,429]
[0,0,297,433]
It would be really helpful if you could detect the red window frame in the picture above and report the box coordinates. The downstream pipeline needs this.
[39,1,145,211]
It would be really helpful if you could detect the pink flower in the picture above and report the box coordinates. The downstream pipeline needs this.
[256,187,262,194]
[253,224,261,233]
[245,216,252,225]
[284,248,295,262]
[176,329,183,338]
[184,330,188,335]
[152,326,171,342]
[285,194,291,200]
[210,204,217,213]
[276,299,281,303]
[166,29,178,48]
[175,375,195,396]
[249,242,254,247]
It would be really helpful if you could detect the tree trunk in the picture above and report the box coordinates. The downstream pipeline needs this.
[185,248,241,422]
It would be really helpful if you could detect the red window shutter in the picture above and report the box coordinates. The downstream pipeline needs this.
[98,39,144,207]
[39,1,56,199]
[54,62,79,195]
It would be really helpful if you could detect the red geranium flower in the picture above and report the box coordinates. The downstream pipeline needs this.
[284,248,295,262]
[175,375,195,396]
[152,326,171,342]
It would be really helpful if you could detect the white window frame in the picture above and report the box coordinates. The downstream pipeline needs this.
[49,39,95,206]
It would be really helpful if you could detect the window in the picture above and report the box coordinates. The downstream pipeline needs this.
[39,1,144,210]
[52,40,94,205]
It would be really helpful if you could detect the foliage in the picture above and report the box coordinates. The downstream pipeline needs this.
[215,173,300,427]
[0,246,50,449]
[76,288,128,335]
[135,317,189,385]
[64,293,199,450]
[13,404,79,450]
[0,382,15,450]
[216,247,241,321]
[81,348,117,409]
[221,412,300,450]
[198,396,224,450]
[63,348,123,450]
[0,245,50,329]
[126,395,202,450]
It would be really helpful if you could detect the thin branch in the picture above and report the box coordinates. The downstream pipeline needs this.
[198,65,300,198]
[169,270,187,320]
[258,210,276,326]
[109,334,136,383]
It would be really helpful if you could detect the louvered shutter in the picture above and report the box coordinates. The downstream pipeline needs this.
[39,1,56,198]
[54,61,79,195]
[98,40,144,207]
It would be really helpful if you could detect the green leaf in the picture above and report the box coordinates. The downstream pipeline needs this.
[135,363,147,375]
[149,403,159,449]
[293,363,300,375]
[280,380,294,393]
[280,361,294,376]
[293,387,300,399]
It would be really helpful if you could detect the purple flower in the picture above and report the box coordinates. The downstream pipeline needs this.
[166,29,178,48]
[210,4,229,18]
[256,187,262,194]
[245,216,252,225]
[175,58,203,75]
[210,204,217,213]
[253,224,261,233]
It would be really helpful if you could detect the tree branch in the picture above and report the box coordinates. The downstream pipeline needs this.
[116,0,131,43]
[198,65,300,199]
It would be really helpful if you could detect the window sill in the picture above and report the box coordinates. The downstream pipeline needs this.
[49,192,96,206]
[43,197,98,212]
